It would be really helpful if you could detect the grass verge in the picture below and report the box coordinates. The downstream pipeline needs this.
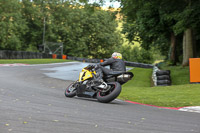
[161,66,190,85]
[119,67,200,107]
[0,59,74,64]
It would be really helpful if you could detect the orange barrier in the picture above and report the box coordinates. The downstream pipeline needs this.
[52,54,57,59]
[62,55,67,59]
[189,58,200,83]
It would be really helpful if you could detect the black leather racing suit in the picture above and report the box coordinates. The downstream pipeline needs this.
[99,57,126,76]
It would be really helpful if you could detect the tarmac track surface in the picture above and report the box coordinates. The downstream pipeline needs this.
[0,62,200,133]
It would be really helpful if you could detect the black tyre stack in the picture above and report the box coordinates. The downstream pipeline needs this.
[156,70,171,86]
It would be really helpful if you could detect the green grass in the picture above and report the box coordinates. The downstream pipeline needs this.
[161,66,190,85]
[119,67,200,107]
[0,59,74,64]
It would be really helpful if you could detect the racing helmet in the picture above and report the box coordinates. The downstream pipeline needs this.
[112,52,122,59]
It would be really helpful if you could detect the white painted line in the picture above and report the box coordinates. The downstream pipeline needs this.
[0,62,79,67]
[178,106,200,113]
[0,63,29,66]
[27,62,79,66]
[115,99,125,102]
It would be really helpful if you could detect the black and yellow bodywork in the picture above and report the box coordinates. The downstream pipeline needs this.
[78,67,96,82]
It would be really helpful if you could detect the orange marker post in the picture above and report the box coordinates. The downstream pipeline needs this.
[189,58,200,83]
[62,55,67,60]
[52,54,57,59]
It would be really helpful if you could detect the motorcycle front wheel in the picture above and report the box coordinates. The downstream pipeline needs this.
[97,82,121,103]
[65,83,77,98]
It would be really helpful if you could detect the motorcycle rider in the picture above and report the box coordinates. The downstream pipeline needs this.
[95,52,126,80]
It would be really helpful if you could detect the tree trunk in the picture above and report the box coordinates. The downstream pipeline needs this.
[193,30,197,57]
[182,28,194,66]
[169,32,176,65]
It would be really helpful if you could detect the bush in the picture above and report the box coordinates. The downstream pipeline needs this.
[117,45,154,64]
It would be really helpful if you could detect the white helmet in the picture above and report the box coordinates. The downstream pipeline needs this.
[112,52,122,59]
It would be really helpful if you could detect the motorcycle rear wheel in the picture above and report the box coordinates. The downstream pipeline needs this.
[97,82,121,103]
[65,83,77,98]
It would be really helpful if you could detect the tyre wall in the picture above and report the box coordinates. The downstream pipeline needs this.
[152,66,171,86]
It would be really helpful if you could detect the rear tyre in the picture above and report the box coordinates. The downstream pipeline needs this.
[97,82,121,103]
[65,83,77,98]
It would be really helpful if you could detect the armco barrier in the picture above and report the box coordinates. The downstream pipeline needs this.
[125,61,153,68]
[66,56,154,67]
[42,53,52,58]
[67,56,101,63]
[0,50,51,59]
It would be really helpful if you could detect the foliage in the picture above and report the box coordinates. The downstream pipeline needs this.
[0,0,122,59]
[120,0,200,64]
[0,0,28,50]
[115,43,154,64]
[62,6,122,58]
[21,0,44,51]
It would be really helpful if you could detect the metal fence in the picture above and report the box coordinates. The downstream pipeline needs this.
[0,50,154,68]
[0,50,51,59]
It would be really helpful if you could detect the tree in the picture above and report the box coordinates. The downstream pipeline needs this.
[0,0,122,59]
[0,0,27,50]
[173,0,200,66]
[120,0,200,66]
[121,0,173,54]
[21,0,44,51]
[63,5,122,58]
[25,1,122,58]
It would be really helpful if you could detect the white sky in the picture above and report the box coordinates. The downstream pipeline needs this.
[28,0,121,8]
[88,0,121,8]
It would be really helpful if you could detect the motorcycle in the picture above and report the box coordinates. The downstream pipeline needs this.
[65,64,133,103]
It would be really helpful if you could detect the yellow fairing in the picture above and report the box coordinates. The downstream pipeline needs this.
[78,68,96,82]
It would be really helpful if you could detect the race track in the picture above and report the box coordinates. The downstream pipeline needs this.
[0,62,199,133]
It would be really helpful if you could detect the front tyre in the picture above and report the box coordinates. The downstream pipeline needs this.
[97,82,121,103]
[65,83,77,98]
